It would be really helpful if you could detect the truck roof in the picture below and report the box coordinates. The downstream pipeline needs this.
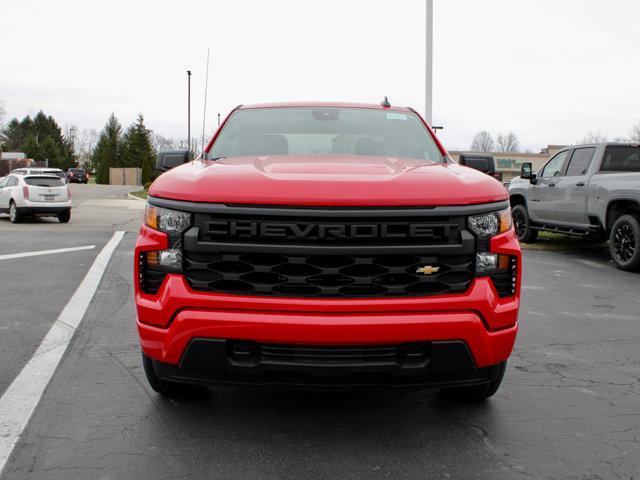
[238,101,413,112]
[569,142,640,148]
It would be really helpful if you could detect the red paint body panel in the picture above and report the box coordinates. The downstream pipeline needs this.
[138,311,517,368]
[149,157,506,206]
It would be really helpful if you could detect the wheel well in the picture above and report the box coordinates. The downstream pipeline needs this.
[606,199,640,232]
[509,194,526,209]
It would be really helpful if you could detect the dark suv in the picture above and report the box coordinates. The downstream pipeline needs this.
[67,168,89,183]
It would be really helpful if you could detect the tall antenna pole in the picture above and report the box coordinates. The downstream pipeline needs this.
[201,47,211,155]
[187,70,191,151]
[425,0,433,125]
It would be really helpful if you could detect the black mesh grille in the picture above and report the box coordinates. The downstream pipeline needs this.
[260,344,400,366]
[184,251,474,297]
[182,206,477,298]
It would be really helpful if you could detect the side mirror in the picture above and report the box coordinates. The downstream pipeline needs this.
[520,162,537,183]
[156,150,193,171]
[459,154,496,176]
[520,162,533,179]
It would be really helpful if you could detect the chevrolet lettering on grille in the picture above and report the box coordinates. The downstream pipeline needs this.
[203,220,445,240]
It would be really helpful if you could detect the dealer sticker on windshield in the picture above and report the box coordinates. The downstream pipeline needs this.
[386,112,407,120]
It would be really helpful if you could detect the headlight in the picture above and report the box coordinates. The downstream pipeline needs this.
[139,205,191,290]
[470,208,517,297]
[144,205,191,235]
[468,208,512,237]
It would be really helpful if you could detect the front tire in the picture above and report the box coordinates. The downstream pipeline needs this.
[58,209,71,223]
[511,204,538,243]
[441,362,507,402]
[9,201,21,224]
[141,352,201,397]
[610,214,640,271]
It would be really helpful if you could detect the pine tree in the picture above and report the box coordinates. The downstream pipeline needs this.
[92,114,123,184]
[0,111,76,169]
[122,113,155,184]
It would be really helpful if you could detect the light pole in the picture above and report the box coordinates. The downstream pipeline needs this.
[202,47,211,155]
[187,70,192,151]
[425,0,433,125]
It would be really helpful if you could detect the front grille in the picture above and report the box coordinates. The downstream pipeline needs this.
[260,343,400,366]
[180,205,478,298]
[184,251,474,297]
[194,212,461,246]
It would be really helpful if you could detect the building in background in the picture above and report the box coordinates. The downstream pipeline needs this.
[0,152,36,176]
[449,145,566,182]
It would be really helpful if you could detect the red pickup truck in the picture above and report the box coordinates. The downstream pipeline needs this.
[135,102,521,401]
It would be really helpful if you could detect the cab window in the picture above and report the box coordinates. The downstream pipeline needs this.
[541,150,570,178]
[565,147,596,176]
[600,146,640,172]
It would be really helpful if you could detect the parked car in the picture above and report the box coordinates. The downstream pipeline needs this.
[66,167,89,183]
[0,173,72,223]
[135,101,522,401]
[509,143,640,271]
[11,167,68,183]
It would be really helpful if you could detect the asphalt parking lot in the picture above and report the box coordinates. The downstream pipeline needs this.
[0,185,638,480]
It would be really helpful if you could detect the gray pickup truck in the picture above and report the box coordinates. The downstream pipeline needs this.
[508,143,640,271]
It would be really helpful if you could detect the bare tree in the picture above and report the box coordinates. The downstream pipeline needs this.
[470,131,495,152]
[577,131,608,145]
[151,133,179,153]
[496,132,520,153]
[0,98,6,129]
[630,122,640,143]
[72,128,98,171]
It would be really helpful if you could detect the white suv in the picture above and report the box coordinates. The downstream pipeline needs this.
[0,174,72,223]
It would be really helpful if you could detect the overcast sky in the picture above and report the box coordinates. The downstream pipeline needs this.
[1,0,639,152]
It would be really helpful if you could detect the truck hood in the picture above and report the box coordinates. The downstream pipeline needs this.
[149,155,508,206]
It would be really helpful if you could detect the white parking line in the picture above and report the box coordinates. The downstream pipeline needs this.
[0,245,95,261]
[0,231,125,474]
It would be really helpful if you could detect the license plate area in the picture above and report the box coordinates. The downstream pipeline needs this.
[43,195,55,201]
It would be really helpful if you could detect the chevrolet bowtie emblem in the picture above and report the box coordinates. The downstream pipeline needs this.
[416,265,440,275]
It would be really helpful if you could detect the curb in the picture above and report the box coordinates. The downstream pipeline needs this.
[127,192,147,202]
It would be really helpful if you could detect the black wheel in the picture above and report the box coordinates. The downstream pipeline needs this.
[511,204,538,243]
[57,209,71,223]
[141,352,202,397]
[9,201,21,224]
[609,214,640,272]
[441,362,507,403]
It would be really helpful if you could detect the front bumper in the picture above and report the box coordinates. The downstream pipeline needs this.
[150,338,507,389]
[135,225,521,388]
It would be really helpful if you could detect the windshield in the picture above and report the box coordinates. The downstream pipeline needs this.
[208,107,444,162]
[24,176,65,187]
